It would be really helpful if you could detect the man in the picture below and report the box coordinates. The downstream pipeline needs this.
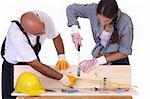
[1,11,77,99]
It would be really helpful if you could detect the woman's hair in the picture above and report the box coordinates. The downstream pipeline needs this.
[97,0,118,18]
[97,0,119,44]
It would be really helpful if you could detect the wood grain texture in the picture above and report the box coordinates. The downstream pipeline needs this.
[13,65,135,98]
[14,65,131,89]
[16,96,132,99]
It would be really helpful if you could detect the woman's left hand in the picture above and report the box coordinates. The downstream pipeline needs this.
[79,59,97,73]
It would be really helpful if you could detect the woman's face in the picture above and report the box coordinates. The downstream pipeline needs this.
[97,14,114,26]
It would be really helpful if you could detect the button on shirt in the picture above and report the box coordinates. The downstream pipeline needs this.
[4,11,59,64]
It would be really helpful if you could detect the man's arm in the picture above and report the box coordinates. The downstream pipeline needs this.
[27,59,63,80]
[52,34,70,70]
[53,34,64,55]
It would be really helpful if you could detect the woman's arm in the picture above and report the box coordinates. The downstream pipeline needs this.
[105,52,127,63]
[66,3,96,27]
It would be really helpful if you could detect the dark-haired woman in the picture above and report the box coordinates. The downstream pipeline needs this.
[66,0,133,72]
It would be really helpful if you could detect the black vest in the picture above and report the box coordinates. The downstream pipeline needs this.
[1,20,41,64]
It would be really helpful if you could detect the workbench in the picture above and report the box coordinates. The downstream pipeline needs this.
[12,65,138,99]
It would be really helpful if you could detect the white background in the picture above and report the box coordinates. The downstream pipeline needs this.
[0,0,150,98]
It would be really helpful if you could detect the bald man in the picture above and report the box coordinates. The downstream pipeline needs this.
[1,11,77,99]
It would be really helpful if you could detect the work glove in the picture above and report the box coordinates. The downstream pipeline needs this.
[71,33,83,50]
[59,75,78,87]
[79,56,107,73]
[56,54,69,70]
[71,24,83,50]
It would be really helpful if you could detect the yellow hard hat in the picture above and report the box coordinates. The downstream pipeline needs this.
[15,72,45,96]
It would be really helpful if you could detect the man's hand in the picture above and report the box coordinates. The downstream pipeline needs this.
[59,75,78,86]
[56,54,69,70]
[56,60,69,70]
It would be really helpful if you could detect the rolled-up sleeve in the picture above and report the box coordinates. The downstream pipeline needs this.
[119,19,133,55]
[66,3,95,28]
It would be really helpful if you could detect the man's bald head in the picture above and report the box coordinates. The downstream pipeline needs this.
[20,12,45,35]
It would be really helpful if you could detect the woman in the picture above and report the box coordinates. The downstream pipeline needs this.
[66,0,133,72]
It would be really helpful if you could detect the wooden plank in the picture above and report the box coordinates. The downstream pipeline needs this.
[16,96,132,99]
[14,65,131,89]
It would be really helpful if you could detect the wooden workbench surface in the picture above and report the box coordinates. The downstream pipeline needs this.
[13,65,137,99]
[13,65,132,89]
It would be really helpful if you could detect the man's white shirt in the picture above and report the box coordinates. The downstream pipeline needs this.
[4,11,59,64]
